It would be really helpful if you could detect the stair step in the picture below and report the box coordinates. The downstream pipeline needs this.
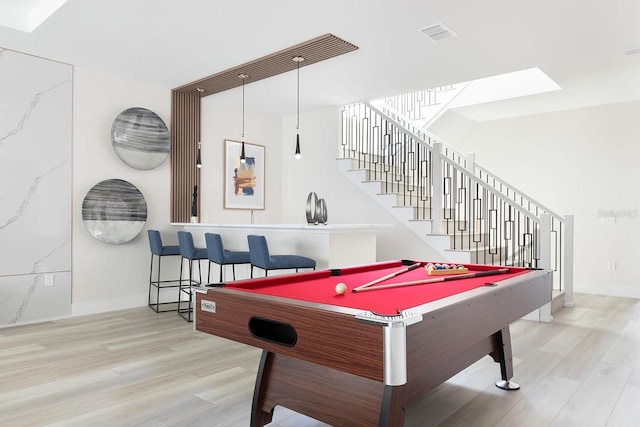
[445,244,513,264]
[387,199,433,210]
[551,290,564,314]
[364,169,427,182]
[364,184,430,199]
[343,163,430,185]
[427,232,491,250]
[339,156,537,268]
[343,156,406,169]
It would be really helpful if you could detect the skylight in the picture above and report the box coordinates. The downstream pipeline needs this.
[448,67,561,108]
[0,0,68,33]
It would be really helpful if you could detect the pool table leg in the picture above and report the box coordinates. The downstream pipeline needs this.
[490,326,520,390]
[250,351,275,427]
[379,385,407,426]
[249,350,405,427]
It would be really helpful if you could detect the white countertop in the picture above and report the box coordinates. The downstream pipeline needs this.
[171,222,391,269]
[171,222,392,231]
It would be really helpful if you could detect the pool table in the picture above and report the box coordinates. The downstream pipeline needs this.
[194,260,552,427]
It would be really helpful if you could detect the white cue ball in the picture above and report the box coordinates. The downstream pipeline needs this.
[335,282,347,295]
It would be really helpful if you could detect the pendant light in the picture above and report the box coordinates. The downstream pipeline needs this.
[293,56,304,159]
[196,141,202,168]
[239,73,248,164]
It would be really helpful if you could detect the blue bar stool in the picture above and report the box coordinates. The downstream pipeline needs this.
[147,230,182,313]
[247,234,316,278]
[177,231,208,322]
[205,233,251,282]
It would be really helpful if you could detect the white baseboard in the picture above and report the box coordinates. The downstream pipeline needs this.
[574,284,640,299]
[71,294,147,317]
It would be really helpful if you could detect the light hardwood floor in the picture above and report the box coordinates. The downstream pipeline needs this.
[1,293,639,426]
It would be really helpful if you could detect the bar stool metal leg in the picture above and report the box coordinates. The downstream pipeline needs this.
[177,231,208,322]
[147,230,181,313]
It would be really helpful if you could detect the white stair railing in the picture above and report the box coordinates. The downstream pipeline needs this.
[340,102,573,304]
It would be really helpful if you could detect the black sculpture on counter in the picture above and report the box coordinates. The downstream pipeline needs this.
[191,185,198,218]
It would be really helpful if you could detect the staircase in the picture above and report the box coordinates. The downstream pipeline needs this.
[338,101,574,320]
[337,159,499,263]
[371,83,472,130]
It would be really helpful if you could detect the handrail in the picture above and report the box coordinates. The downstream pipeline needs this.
[473,163,563,223]
[372,101,564,223]
[340,101,572,303]
[364,102,541,221]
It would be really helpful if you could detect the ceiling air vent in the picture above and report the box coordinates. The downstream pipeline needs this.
[419,23,457,42]
[624,46,640,56]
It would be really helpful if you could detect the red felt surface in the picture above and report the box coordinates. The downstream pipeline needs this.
[226,261,530,316]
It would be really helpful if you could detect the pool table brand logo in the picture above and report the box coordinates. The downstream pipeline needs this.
[201,300,216,313]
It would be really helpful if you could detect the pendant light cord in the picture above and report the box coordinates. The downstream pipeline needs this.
[293,56,303,159]
[242,76,246,139]
[296,59,300,131]
[239,73,248,163]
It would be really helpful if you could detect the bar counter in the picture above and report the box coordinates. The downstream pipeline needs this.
[171,223,391,272]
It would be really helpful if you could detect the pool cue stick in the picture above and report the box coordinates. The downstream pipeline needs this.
[352,268,510,293]
[352,263,422,292]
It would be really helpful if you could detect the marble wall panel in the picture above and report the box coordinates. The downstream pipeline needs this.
[0,48,72,325]
[0,272,71,328]
[0,272,72,326]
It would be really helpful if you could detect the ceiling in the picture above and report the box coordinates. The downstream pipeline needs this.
[1,0,639,120]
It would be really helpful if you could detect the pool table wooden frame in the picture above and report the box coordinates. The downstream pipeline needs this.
[194,261,552,427]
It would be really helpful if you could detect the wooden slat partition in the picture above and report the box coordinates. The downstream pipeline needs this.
[170,33,358,223]
[174,34,358,97]
[170,90,201,223]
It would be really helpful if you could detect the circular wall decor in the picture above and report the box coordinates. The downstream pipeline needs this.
[82,179,147,244]
[111,107,170,170]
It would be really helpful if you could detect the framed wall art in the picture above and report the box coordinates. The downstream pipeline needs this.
[224,139,265,210]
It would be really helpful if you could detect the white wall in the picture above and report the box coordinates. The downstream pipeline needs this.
[280,106,442,263]
[197,101,441,264]
[72,66,172,315]
[431,101,640,298]
[199,94,283,225]
[71,69,438,317]
[74,67,637,316]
